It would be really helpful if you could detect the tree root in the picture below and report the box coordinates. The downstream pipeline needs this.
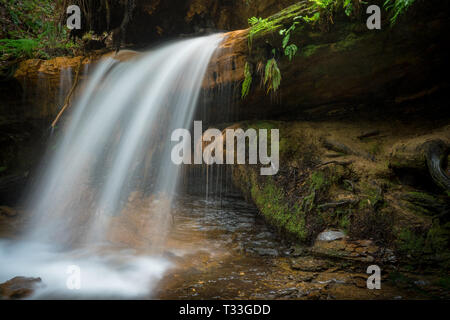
[322,138,355,156]
[357,130,380,140]
[51,58,84,129]
[317,200,358,210]
[316,160,354,168]
[424,140,450,191]
[390,137,450,192]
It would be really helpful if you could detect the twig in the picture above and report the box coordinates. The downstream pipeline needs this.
[51,57,84,129]
[316,160,354,168]
[343,179,355,192]
[322,139,355,156]
[317,200,357,210]
[357,130,380,140]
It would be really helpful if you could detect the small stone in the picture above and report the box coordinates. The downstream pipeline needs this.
[414,280,429,286]
[0,206,17,217]
[355,247,367,254]
[366,246,379,254]
[0,277,43,300]
[247,247,279,257]
[357,240,373,247]
[285,246,308,257]
[290,257,329,272]
[317,230,346,242]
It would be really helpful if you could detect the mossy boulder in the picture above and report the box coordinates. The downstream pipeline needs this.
[230,120,450,269]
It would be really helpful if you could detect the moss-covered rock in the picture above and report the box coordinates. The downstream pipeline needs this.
[230,120,450,269]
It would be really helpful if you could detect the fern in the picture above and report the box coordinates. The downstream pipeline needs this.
[264,58,281,93]
[384,0,416,25]
[311,0,336,10]
[247,16,281,50]
[284,44,298,61]
[343,0,353,16]
[241,62,252,99]
[279,16,302,61]
[0,39,38,58]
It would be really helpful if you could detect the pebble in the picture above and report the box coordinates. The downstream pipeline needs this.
[317,230,346,241]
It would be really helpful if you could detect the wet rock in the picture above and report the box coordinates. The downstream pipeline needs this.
[0,206,17,217]
[284,246,309,257]
[353,277,368,288]
[0,277,43,300]
[275,287,306,299]
[246,247,279,257]
[290,257,329,272]
[312,238,380,263]
[254,231,273,240]
[317,230,346,242]
[414,280,429,286]
[380,248,397,264]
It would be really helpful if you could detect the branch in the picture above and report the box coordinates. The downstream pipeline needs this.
[51,58,84,129]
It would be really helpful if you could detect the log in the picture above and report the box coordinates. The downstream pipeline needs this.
[390,136,450,191]
[425,140,450,191]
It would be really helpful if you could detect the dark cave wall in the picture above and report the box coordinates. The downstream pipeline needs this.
[201,0,450,123]
[118,0,299,46]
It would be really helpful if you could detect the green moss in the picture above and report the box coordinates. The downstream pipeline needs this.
[404,191,439,204]
[310,171,326,190]
[247,1,317,49]
[388,271,411,284]
[248,174,308,242]
[402,191,448,217]
[300,44,324,58]
[232,145,352,244]
[339,212,351,231]
[434,276,450,291]
[358,182,384,209]
[397,224,450,262]
[333,33,360,52]
[365,141,383,156]
[0,38,38,58]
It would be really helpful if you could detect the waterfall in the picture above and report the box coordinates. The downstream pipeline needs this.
[0,34,223,298]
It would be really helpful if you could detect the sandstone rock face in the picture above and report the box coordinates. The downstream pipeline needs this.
[0,277,43,300]
[202,0,450,123]
[312,238,379,263]
[231,120,449,267]
[126,0,297,44]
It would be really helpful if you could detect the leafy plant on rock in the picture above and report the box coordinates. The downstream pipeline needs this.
[384,0,416,25]
[241,62,252,99]
[264,50,281,93]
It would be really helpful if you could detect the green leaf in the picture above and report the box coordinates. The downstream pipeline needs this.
[241,62,252,99]
[284,44,298,61]
[282,34,290,48]
[264,58,281,93]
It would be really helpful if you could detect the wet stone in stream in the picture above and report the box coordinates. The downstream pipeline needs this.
[155,195,435,300]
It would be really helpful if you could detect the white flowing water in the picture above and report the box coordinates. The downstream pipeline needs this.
[0,34,223,298]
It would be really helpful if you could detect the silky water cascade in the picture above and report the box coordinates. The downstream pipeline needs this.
[0,34,224,299]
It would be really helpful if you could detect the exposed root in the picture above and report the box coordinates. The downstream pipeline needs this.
[317,160,354,168]
[51,58,84,129]
[424,140,450,191]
